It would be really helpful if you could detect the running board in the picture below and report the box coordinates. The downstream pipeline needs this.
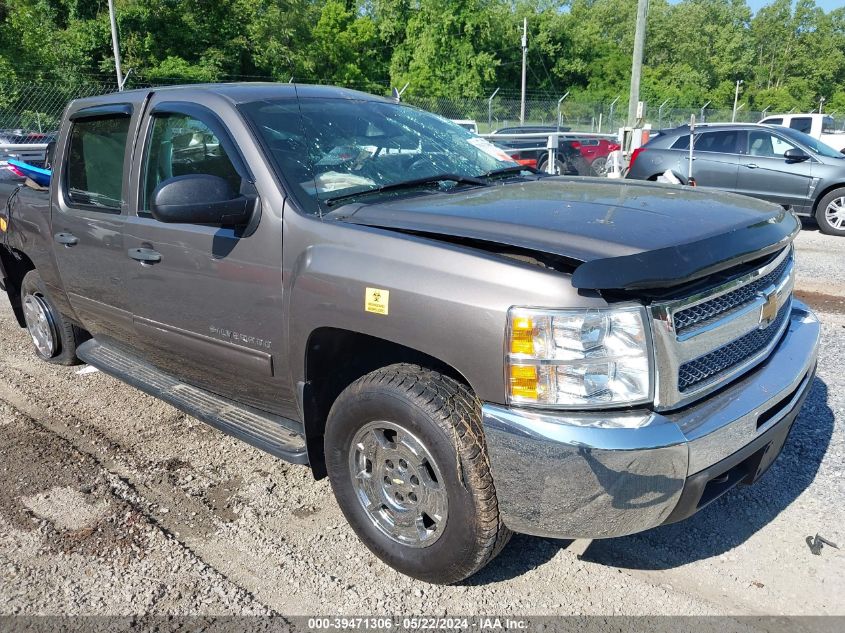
[77,339,308,465]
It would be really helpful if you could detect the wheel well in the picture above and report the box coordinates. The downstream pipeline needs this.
[0,247,35,327]
[301,327,469,479]
[812,183,845,214]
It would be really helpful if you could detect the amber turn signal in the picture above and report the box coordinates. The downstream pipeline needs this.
[509,365,539,400]
[509,315,535,355]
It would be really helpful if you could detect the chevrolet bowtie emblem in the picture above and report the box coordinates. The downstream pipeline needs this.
[759,288,778,329]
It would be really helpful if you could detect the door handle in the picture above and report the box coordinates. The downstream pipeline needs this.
[128,247,162,264]
[54,232,78,246]
[745,163,759,169]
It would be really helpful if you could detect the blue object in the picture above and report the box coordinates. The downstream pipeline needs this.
[8,158,51,187]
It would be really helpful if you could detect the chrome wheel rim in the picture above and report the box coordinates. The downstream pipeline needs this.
[825,196,845,230]
[348,420,448,548]
[592,157,608,176]
[23,294,58,358]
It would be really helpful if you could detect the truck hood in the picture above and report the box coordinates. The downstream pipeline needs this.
[336,178,799,290]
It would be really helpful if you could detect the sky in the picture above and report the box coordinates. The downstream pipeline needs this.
[741,0,840,11]
[668,0,842,13]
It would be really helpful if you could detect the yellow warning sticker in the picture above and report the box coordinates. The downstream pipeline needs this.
[365,287,389,315]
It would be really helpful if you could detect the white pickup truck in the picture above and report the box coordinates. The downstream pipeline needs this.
[759,113,845,153]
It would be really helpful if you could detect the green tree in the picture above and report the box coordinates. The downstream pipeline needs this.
[389,0,501,97]
[305,0,386,90]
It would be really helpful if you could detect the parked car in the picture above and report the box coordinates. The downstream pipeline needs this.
[0,84,819,584]
[758,113,845,153]
[449,119,479,134]
[0,129,55,167]
[0,129,56,144]
[569,136,621,176]
[491,125,618,176]
[626,122,845,235]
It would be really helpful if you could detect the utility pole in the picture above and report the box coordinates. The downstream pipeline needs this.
[627,0,649,126]
[108,0,125,90]
[520,18,528,125]
[732,79,743,122]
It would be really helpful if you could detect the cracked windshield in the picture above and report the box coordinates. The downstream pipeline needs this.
[242,98,519,212]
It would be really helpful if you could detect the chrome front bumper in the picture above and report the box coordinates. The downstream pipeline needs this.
[482,302,820,539]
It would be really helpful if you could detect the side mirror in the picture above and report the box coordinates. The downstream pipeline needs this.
[784,148,810,162]
[150,174,253,225]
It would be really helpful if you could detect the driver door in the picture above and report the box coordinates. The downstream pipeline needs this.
[736,129,815,211]
[124,100,292,416]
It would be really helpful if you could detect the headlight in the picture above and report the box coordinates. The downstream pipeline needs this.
[506,306,652,408]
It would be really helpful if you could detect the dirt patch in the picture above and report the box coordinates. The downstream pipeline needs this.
[204,477,242,522]
[22,487,110,531]
[794,289,845,314]
[0,411,102,532]
[291,505,320,519]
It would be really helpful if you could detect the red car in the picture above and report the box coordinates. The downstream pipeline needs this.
[492,126,619,175]
[568,137,620,175]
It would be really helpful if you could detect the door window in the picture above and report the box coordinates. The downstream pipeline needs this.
[142,113,242,212]
[66,116,130,211]
[747,131,798,158]
[762,118,783,126]
[695,130,740,153]
[672,130,739,153]
[788,117,812,134]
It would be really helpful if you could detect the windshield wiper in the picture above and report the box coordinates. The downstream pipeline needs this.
[483,165,538,178]
[323,173,488,207]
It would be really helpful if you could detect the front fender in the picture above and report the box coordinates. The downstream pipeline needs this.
[284,214,606,404]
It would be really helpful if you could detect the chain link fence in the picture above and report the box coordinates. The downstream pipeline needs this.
[407,96,845,134]
[2,78,843,139]
[0,80,119,136]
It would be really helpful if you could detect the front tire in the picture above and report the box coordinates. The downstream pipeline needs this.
[324,364,511,584]
[815,187,845,236]
[20,270,84,365]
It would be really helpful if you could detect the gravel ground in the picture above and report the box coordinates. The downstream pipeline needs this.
[0,228,843,618]
[794,222,845,306]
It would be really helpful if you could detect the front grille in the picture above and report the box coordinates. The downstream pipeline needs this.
[650,245,795,409]
[673,254,791,333]
[678,302,790,392]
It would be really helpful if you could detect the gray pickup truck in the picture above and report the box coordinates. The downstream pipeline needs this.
[0,84,821,584]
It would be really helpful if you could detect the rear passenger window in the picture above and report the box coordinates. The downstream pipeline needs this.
[763,118,783,126]
[66,116,130,211]
[142,113,242,212]
[671,130,739,153]
[789,117,812,134]
[695,131,739,153]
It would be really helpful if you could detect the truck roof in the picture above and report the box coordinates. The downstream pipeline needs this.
[761,113,830,120]
[69,82,395,109]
